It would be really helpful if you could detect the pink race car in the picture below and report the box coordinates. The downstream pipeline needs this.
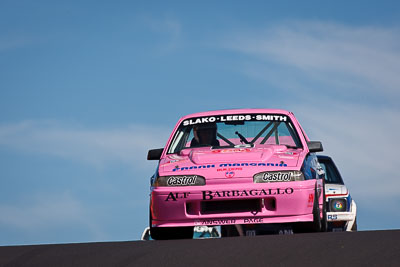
[147,109,326,239]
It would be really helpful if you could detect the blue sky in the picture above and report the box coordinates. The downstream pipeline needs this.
[1,0,400,245]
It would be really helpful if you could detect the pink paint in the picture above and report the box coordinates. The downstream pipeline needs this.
[150,109,324,228]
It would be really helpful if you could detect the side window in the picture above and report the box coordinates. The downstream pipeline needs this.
[168,128,191,154]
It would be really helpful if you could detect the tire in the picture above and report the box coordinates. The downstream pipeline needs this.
[293,186,323,233]
[321,181,328,232]
[351,218,358,231]
[310,186,322,232]
[150,214,193,240]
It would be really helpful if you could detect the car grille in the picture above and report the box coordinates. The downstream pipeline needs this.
[201,199,262,214]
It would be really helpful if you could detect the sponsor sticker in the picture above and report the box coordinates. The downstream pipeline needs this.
[335,202,343,209]
[165,192,191,201]
[261,172,292,182]
[308,194,314,207]
[225,171,235,178]
[202,188,294,200]
[244,218,263,223]
[217,167,242,172]
[173,162,287,172]
[195,218,265,226]
[194,219,236,226]
[328,214,338,220]
[212,148,251,153]
[167,175,198,186]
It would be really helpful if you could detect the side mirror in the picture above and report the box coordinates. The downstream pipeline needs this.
[307,141,323,153]
[147,148,164,160]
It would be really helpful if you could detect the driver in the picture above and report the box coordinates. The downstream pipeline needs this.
[190,123,220,147]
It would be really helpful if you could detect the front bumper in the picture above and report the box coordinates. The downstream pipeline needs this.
[327,200,357,231]
[327,212,356,222]
[151,180,318,227]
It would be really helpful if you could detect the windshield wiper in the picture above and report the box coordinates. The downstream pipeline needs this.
[235,131,250,144]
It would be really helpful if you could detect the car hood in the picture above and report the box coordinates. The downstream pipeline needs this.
[159,146,304,178]
[325,184,348,196]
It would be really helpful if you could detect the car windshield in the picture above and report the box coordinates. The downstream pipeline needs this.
[167,113,302,154]
[319,159,344,184]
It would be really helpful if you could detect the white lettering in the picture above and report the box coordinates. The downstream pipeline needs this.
[167,176,198,186]
[262,172,293,182]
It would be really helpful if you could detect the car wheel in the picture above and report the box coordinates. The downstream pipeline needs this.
[293,187,322,233]
[311,187,322,232]
[321,181,328,232]
[351,218,358,231]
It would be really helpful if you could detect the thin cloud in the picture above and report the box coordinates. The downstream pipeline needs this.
[224,21,400,101]
[221,21,400,196]
[221,21,400,229]
[0,192,106,242]
[0,120,170,169]
[293,102,400,198]
[138,15,183,51]
[295,102,400,230]
[147,17,181,38]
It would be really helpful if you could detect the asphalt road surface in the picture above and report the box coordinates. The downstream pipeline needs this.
[1,230,399,267]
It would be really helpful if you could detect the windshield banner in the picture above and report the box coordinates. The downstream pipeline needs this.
[183,114,288,126]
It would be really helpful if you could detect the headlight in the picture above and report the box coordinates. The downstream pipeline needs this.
[253,171,304,183]
[153,175,206,187]
[329,198,347,212]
